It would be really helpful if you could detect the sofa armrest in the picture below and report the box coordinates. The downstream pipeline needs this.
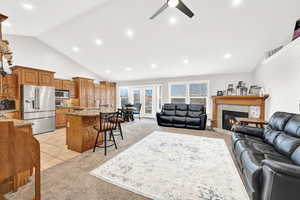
[262,160,300,178]
[232,125,264,138]
[261,160,300,200]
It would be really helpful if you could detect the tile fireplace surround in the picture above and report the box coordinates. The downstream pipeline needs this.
[211,95,269,128]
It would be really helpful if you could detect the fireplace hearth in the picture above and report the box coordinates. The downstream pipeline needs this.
[222,110,248,130]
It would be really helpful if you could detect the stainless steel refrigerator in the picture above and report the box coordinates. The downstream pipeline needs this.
[21,85,55,135]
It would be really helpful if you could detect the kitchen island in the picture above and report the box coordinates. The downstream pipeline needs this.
[65,110,105,153]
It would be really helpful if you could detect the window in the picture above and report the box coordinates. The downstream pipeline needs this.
[133,90,141,104]
[157,85,163,111]
[169,81,209,107]
[170,84,187,104]
[119,87,129,106]
[145,89,153,114]
[189,83,208,105]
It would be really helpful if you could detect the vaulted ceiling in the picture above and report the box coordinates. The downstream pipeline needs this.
[2,0,300,81]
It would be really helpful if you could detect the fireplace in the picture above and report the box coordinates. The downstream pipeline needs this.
[222,110,248,130]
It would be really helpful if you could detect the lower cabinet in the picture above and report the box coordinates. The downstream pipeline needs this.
[56,108,72,128]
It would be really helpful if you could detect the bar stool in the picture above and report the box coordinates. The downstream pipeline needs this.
[93,112,119,156]
[111,108,125,140]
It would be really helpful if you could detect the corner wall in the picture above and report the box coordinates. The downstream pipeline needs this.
[253,38,300,119]
[3,34,102,81]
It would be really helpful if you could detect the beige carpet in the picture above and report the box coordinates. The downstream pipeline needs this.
[6,119,239,200]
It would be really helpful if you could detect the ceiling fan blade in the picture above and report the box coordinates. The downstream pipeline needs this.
[150,2,169,20]
[176,1,194,18]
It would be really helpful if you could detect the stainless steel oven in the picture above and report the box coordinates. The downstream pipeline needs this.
[55,90,70,99]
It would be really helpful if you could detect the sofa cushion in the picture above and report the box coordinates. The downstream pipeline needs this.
[175,104,188,117]
[186,117,200,126]
[163,104,176,116]
[274,134,300,157]
[284,115,300,138]
[159,115,173,124]
[268,112,294,131]
[291,147,300,165]
[187,104,205,118]
[173,116,186,128]
[264,127,281,145]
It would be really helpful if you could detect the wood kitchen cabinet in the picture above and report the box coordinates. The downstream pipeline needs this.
[63,80,77,97]
[73,77,94,108]
[100,81,116,111]
[53,79,77,97]
[11,66,54,86]
[54,79,63,90]
[38,71,54,86]
[69,81,77,98]
[56,108,69,128]
[0,74,17,99]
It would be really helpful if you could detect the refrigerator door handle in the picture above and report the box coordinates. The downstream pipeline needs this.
[34,88,37,110]
[37,88,40,110]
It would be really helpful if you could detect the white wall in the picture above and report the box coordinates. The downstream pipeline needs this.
[118,72,254,118]
[3,34,103,81]
[253,38,300,119]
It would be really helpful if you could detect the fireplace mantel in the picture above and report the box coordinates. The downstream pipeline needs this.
[211,95,269,128]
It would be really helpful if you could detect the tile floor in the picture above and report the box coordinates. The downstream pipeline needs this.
[34,128,80,171]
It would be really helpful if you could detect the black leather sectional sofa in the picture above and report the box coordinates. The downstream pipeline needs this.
[156,104,207,130]
[232,112,300,200]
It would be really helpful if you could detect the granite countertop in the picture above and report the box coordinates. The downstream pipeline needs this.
[56,106,84,110]
[0,118,33,128]
[65,111,100,117]
[56,106,102,110]
[0,109,19,114]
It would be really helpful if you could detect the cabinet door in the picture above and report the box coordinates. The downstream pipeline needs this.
[1,74,17,99]
[79,79,87,107]
[87,81,95,108]
[70,81,77,98]
[39,72,54,86]
[62,80,70,91]
[54,79,63,90]
[21,69,39,85]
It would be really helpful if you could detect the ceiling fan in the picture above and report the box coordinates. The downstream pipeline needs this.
[150,0,194,20]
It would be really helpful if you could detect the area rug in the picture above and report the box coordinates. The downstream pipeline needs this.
[90,131,249,200]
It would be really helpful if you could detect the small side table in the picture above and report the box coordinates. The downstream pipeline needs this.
[235,117,268,128]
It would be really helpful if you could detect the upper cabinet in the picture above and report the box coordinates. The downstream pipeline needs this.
[54,79,63,90]
[0,74,17,99]
[39,71,54,86]
[73,77,94,107]
[11,66,54,86]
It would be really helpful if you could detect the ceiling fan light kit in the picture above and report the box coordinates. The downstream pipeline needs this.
[150,0,194,20]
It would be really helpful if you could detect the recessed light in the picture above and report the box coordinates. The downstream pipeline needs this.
[183,58,189,64]
[168,0,179,8]
[169,17,177,25]
[125,67,132,71]
[126,29,134,39]
[72,47,80,53]
[105,69,111,74]
[95,39,103,46]
[22,3,34,10]
[232,0,243,7]
[224,53,232,59]
[151,64,158,69]
[2,21,11,27]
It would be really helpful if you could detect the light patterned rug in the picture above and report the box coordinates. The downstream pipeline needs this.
[90,131,249,200]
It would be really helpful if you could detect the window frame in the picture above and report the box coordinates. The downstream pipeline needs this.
[168,80,209,106]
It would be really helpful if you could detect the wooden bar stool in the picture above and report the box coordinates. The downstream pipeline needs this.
[111,108,126,140]
[93,112,119,156]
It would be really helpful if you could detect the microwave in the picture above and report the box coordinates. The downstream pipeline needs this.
[55,90,70,99]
